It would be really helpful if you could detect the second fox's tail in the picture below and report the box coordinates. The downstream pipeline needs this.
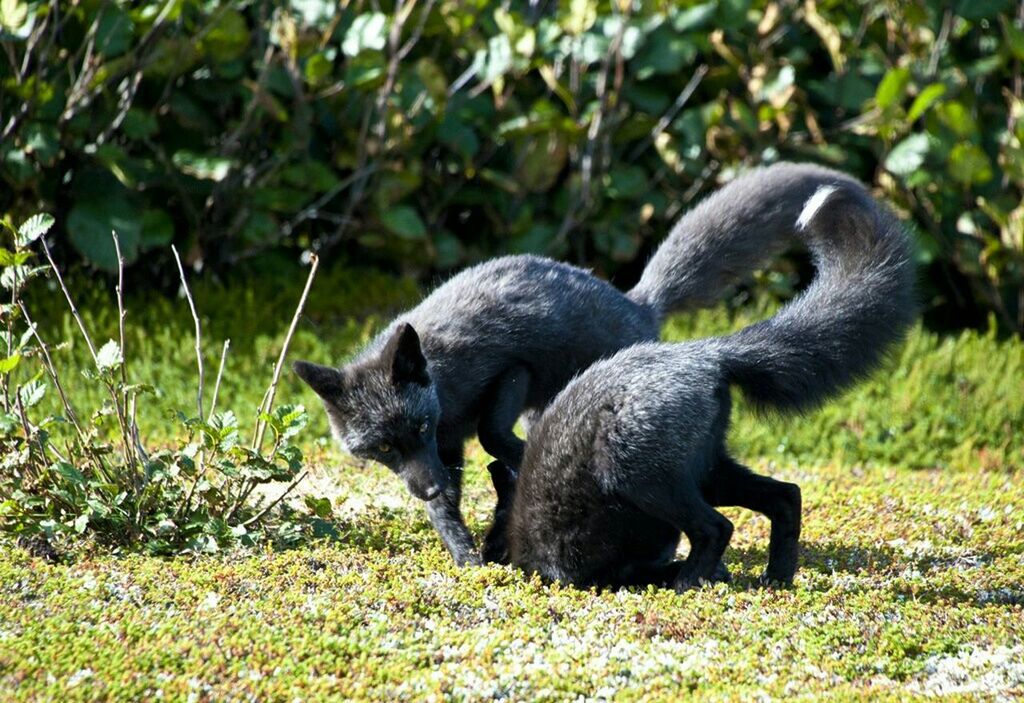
[627,162,874,321]
[717,182,916,412]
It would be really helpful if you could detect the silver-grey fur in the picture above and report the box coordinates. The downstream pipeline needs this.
[293,162,887,566]
[506,177,915,589]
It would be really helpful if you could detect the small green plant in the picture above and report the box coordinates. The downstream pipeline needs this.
[0,213,321,555]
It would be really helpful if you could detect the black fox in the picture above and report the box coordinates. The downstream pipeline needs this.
[293,163,871,566]
[505,178,915,589]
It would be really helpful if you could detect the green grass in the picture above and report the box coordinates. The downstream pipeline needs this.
[3,267,1023,699]
[2,462,1022,700]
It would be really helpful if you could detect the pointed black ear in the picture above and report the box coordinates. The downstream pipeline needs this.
[386,323,430,387]
[292,360,345,399]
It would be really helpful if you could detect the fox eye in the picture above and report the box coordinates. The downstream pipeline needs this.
[418,421,429,435]
[377,443,391,454]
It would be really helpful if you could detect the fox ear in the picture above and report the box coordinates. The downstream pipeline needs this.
[292,360,346,399]
[387,323,430,387]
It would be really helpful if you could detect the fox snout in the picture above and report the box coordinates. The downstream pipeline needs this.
[402,451,450,502]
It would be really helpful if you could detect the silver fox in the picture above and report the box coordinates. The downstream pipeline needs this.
[293,162,877,566]
[505,177,915,589]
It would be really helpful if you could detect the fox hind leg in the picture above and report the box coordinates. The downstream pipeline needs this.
[705,456,802,586]
[619,475,735,592]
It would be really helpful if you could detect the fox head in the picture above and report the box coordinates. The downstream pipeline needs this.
[292,323,448,501]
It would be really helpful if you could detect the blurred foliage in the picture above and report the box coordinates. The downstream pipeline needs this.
[1,0,1023,331]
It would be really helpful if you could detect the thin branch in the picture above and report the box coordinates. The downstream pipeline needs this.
[627,65,708,162]
[18,303,84,438]
[112,231,128,389]
[241,470,309,528]
[208,340,230,422]
[281,164,379,236]
[40,238,99,363]
[111,229,148,474]
[252,254,320,450]
[171,245,205,419]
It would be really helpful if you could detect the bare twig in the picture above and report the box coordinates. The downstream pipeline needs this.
[281,165,379,236]
[171,245,205,419]
[96,71,143,145]
[112,231,128,389]
[627,65,708,162]
[927,7,952,77]
[241,470,309,528]
[208,340,230,422]
[555,9,629,245]
[111,230,148,473]
[18,303,84,438]
[252,254,320,450]
[40,239,99,363]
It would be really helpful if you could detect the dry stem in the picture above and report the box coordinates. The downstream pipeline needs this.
[171,245,205,419]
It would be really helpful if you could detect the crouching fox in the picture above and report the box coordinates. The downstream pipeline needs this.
[294,163,874,567]
[504,178,915,589]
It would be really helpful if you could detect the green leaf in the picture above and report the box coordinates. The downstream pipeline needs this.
[479,34,514,82]
[18,379,44,408]
[342,13,388,57]
[67,173,142,270]
[96,340,123,372]
[0,248,30,266]
[140,210,174,250]
[671,2,717,33]
[94,5,134,57]
[172,151,234,181]
[937,101,978,137]
[561,0,597,35]
[955,0,1012,21]
[949,143,993,185]
[53,461,86,487]
[0,265,46,290]
[0,354,20,373]
[201,9,250,62]
[875,67,910,109]
[304,53,333,87]
[0,0,28,30]
[17,213,54,247]
[907,83,946,122]
[884,134,931,177]
[1005,20,1024,61]
[380,206,427,240]
[604,166,648,200]
[304,495,332,519]
[74,513,89,534]
[633,26,697,79]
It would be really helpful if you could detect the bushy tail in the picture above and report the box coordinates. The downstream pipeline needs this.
[627,162,873,320]
[718,182,916,413]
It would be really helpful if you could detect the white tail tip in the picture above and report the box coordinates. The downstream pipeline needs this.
[797,185,839,231]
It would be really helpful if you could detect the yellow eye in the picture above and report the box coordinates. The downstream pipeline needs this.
[378,443,391,454]
[419,421,429,435]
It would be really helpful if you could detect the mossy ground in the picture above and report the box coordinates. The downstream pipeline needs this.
[3,459,1022,700]
[2,268,1022,700]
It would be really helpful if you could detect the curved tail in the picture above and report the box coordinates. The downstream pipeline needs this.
[627,162,874,320]
[718,182,916,413]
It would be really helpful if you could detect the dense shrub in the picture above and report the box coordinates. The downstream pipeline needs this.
[0,214,320,555]
[1,1,1022,331]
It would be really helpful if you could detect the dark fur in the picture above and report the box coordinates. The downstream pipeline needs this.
[294,162,877,566]
[506,180,915,589]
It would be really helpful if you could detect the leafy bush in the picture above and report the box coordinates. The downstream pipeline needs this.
[0,213,319,555]
[1,1,1022,330]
